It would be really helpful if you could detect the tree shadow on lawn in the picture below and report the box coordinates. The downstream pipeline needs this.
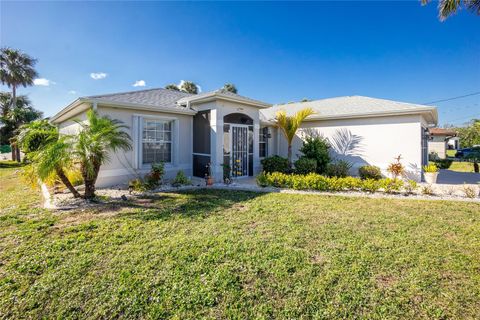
[119,189,263,222]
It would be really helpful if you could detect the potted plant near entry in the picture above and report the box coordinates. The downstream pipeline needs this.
[423,163,439,184]
[205,163,214,186]
[221,163,232,185]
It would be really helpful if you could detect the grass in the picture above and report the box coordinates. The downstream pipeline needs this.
[446,150,457,158]
[448,161,476,173]
[0,164,479,319]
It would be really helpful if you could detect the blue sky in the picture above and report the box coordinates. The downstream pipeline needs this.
[1,1,479,125]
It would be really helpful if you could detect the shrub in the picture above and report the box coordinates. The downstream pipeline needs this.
[434,159,453,169]
[358,165,382,180]
[421,185,434,195]
[326,160,352,178]
[256,172,269,187]
[172,170,191,187]
[129,178,147,192]
[294,157,317,174]
[387,155,405,180]
[299,136,330,174]
[404,179,418,194]
[463,184,477,198]
[360,179,382,193]
[382,178,404,194]
[261,156,289,173]
[0,144,11,154]
[144,162,165,189]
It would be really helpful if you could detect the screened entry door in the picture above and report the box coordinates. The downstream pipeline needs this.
[231,125,249,177]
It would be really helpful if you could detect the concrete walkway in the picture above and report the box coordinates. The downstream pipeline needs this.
[437,169,480,185]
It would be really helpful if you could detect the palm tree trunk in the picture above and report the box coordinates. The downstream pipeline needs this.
[15,145,21,162]
[82,160,101,200]
[11,145,16,162]
[287,144,292,168]
[55,168,81,198]
[474,161,479,173]
[11,85,16,110]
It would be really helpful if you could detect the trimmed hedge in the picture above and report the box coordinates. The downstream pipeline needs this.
[257,172,408,194]
[358,165,382,180]
[261,156,289,174]
[294,157,317,174]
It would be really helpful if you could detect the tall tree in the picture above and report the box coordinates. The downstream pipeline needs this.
[0,48,38,110]
[274,108,315,167]
[17,120,81,198]
[222,83,238,94]
[421,0,480,21]
[457,119,480,148]
[0,92,42,161]
[179,81,199,94]
[165,84,179,91]
[73,109,132,199]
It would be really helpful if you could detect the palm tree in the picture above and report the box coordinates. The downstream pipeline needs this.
[0,48,38,110]
[17,120,81,198]
[165,84,180,91]
[274,108,315,167]
[222,83,238,94]
[179,81,199,94]
[73,109,132,199]
[0,92,42,161]
[421,0,480,21]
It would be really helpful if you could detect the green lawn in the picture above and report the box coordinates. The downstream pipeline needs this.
[448,161,476,173]
[1,165,479,319]
[446,150,457,158]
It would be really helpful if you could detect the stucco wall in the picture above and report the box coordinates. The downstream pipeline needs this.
[57,105,194,187]
[428,136,447,158]
[275,114,425,181]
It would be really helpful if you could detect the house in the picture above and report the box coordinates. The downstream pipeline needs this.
[427,128,457,159]
[51,89,438,186]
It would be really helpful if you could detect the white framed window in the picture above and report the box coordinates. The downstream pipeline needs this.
[142,119,172,164]
[259,127,268,158]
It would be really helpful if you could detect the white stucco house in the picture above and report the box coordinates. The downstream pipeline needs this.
[427,128,458,159]
[51,88,438,186]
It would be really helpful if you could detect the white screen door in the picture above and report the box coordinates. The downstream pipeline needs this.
[231,125,249,177]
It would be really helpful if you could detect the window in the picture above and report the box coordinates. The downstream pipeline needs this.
[259,127,268,158]
[142,119,172,164]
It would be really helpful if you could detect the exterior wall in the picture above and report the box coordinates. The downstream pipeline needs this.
[428,136,447,158]
[57,105,194,187]
[275,114,425,181]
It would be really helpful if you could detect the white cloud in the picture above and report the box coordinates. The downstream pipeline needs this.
[33,78,53,86]
[68,90,77,95]
[132,80,146,87]
[90,72,107,80]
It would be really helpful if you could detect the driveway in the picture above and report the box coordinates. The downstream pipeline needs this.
[437,169,480,185]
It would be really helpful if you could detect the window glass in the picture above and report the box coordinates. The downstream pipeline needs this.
[259,127,268,158]
[142,119,172,164]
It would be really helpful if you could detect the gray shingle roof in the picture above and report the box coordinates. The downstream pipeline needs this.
[85,88,194,110]
[177,89,271,108]
[261,95,437,123]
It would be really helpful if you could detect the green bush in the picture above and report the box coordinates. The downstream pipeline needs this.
[299,136,330,174]
[172,170,191,187]
[256,172,269,187]
[434,159,453,169]
[261,155,289,173]
[358,165,382,180]
[0,145,12,154]
[326,160,352,178]
[381,178,404,194]
[294,157,317,174]
[360,179,382,193]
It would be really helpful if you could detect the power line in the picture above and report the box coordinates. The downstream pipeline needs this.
[422,91,480,105]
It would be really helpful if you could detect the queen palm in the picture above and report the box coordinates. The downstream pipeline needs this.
[0,48,38,110]
[73,109,132,199]
[18,120,81,198]
[274,108,315,167]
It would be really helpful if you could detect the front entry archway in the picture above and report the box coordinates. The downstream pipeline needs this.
[223,113,254,177]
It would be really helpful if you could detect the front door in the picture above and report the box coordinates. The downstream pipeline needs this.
[231,125,249,177]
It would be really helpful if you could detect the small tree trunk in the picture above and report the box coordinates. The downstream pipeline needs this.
[474,161,479,173]
[287,144,292,168]
[81,160,101,200]
[11,145,16,162]
[56,168,81,198]
[15,145,21,162]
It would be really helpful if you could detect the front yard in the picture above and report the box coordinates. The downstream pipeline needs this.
[1,165,479,319]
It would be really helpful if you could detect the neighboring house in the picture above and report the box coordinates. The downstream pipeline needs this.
[51,89,438,186]
[427,128,457,159]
